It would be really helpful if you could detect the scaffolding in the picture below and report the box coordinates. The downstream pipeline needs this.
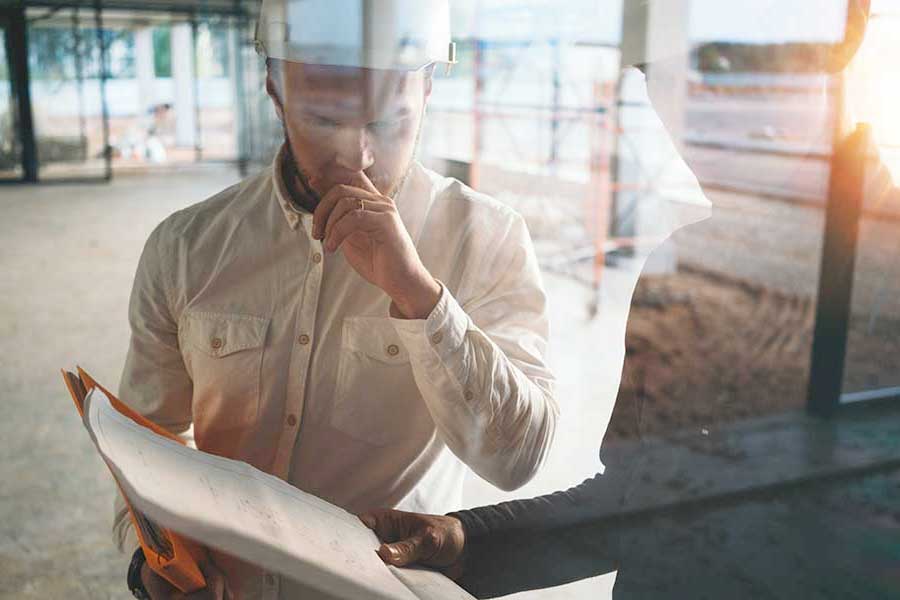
[421,1,693,314]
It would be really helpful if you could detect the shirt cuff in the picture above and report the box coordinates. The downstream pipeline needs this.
[390,280,470,362]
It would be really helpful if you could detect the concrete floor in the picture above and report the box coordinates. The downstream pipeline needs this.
[0,166,242,599]
[1,166,899,599]
[608,406,900,599]
[594,467,900,600]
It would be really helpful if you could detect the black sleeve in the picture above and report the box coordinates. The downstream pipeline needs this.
[448,474,621,598]
[450,473,606,539]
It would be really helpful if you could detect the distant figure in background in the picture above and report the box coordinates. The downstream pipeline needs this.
[145,103,173,164]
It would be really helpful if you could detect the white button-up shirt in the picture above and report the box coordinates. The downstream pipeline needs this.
[114,146,557,598]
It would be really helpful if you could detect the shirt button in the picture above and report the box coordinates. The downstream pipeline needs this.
[264,573,276,586]
[386,344,400,357]
[210,337,223,350]
[464,390,474,402]
[312,252,322,264]
[298,334,310,345]
[431,331,443,345]
[286,414,298,427]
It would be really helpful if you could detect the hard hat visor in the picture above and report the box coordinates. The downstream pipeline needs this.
[255,0,456,72]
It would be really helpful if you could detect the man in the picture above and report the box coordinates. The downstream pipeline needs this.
[116,1,557,598]
[357,0,879,598]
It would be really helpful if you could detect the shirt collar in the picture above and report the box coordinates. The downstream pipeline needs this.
[272,144,309,231]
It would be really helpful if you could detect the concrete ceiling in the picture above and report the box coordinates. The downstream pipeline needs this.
[18,0,259,19]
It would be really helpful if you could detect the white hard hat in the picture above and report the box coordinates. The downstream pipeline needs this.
[254,0,457,72]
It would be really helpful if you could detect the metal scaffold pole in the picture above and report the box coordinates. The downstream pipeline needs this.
[94,0,112,180]
[230,0,249,175]
[190,11,202,162]
[471,37,484,190]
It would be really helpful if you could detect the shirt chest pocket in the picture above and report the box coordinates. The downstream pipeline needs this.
[180,312,270,429]
[330,317,432,447]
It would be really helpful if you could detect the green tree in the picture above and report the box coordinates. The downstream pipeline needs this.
[28,27,76,81]
[153,26,171,77]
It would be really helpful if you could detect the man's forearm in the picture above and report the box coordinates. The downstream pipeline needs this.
[455,505,619,599]
[392,285,557,491]
[451,473,605,540]
[445,474,616,598]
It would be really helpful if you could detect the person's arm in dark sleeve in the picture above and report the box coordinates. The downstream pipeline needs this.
[450,472,605,539]
[447,474,620,598]
[361,473,620,598]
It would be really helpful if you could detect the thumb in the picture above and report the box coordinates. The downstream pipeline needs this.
[377,534,427,567]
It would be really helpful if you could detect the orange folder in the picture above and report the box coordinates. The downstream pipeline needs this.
[62,366,207,593]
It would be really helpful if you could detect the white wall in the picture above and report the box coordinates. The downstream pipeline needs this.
[24,77,234,118]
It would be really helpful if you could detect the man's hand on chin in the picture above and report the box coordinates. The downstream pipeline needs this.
[312,171,441,320]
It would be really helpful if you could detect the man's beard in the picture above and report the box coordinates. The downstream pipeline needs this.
[280,112,424,213]
[280,132,321,213]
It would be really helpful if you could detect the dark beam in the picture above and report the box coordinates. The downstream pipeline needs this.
[807,123,870,417]
[6,3,38,181]
[20,1,251,18]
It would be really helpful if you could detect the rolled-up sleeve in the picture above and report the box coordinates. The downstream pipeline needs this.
[113,222,193,553]
[392,214,558,491]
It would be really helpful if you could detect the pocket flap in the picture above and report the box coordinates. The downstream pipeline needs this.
[342,316,410,364]
[182,312,269,358]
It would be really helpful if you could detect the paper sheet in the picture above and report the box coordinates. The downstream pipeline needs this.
[496,573,617,600]
[389,566,479,600]
[84,387,473,600]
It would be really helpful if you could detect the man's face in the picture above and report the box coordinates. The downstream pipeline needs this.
[267,60,432,202]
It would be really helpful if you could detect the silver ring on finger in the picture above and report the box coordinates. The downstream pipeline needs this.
[357,198,366,212]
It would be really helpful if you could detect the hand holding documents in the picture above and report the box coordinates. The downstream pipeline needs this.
[63,368,474,600]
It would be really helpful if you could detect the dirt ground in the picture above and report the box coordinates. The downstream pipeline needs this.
[473,160,900,444]
[606,265,900,441]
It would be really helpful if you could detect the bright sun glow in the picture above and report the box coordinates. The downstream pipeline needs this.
[845,11,900,181]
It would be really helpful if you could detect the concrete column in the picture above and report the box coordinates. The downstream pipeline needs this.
[619,0,691,150]
[644,0,690,154]
[617,0,692,274]
[134,27,156,117]
[171,22,196,147]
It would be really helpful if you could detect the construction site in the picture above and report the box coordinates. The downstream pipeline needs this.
[2,1,899,598]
